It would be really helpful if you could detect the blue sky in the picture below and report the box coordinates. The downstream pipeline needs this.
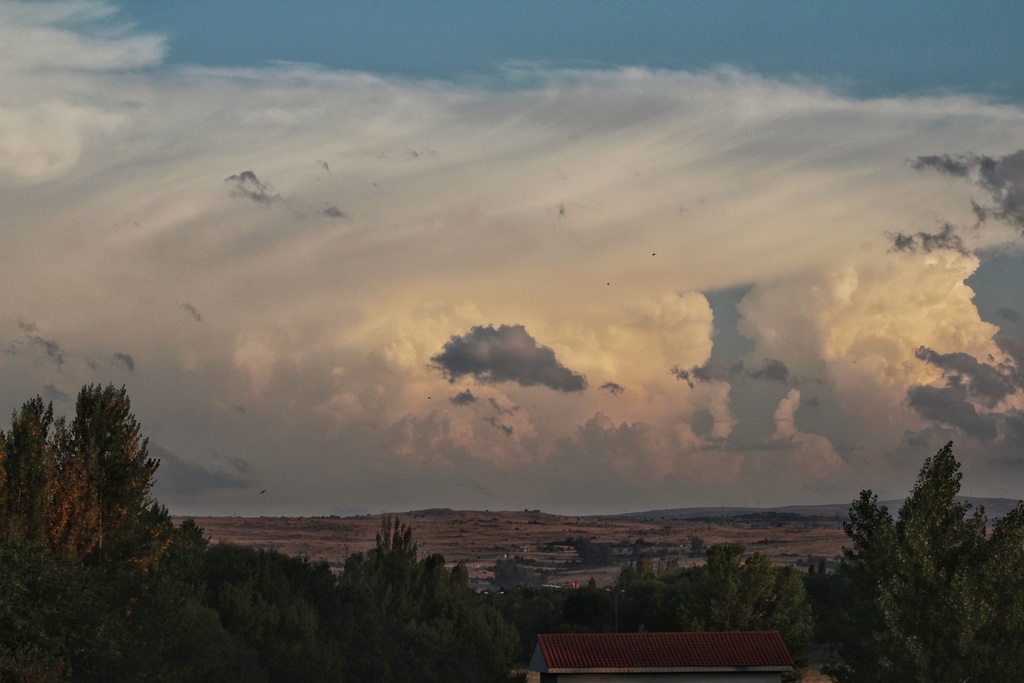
[3,1,1024,516]
[121,1,1024,100]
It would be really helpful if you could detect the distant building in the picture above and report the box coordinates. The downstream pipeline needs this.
[529,631,793,682]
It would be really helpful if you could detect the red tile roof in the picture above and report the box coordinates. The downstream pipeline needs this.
[534,631,793,672]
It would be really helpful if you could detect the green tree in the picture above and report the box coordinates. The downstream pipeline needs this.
[67,384,160,564]
[0,397,57,544]
[827,442,1024,682]
[670,544,813,657]
[493,557,540,588]
[338,516,520,682]
[201,542,341,682]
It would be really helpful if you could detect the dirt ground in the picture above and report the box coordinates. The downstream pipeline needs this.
[175,507,848,588]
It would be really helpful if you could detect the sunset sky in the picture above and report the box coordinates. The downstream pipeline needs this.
[3,1,1024,516]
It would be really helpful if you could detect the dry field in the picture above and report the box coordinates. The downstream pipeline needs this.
[175,507,848,587]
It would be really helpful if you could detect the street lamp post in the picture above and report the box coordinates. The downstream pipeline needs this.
[606,588,625,632]
[483,590,504,608]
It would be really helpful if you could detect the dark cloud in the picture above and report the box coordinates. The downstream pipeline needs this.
[995,307,1022,325]
[908,344,1024,441]
[996,336,1024,365]
[749,358,790,382]
[912,154,973,177]
[916,345,1022,406]
[907,381,998,441]
[180,302,203,322]
[148,442,250,497]
[670,362,728,388]
[671,358,788,387]
[18,321,66,368]
[323,205,349,219]
[42,384,71,403]
[484,416,514,436]
[888,223,965,254]
[600,381,625,395]
[430,324,587,392]
[669,366,694,387]
[449,389,477,405]
[224,170,281,206]
[913,150,1024,230]
[977,150,1024,228]
[487,397,519,416]
[113,352,135,372]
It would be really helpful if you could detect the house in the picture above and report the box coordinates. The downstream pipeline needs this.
[529,631,794,682]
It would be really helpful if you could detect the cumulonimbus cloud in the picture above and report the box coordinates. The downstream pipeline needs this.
[431,324,587,392]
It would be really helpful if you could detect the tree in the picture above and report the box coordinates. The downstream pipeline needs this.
[670,544,813,658]
[493,558,540,588]
[0,397,57,545]
[66,384,160,564]
[338,516,520,682]
[827,442,1024,682]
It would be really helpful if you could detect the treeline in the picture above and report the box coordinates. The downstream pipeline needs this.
[4,386,1024,682]
[0,386,519,682]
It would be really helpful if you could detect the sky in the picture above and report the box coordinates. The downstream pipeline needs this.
[2,1,1024,517]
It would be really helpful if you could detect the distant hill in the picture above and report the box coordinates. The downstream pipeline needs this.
[613,497,1022,523]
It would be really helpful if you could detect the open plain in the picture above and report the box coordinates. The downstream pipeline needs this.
[176,506,851,588]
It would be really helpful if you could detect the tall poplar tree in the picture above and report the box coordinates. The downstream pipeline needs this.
[828,442,1024,682]
[67,384,160,564]
[0,397,57,545]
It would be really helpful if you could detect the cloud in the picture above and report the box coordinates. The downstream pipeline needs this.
[450,389,477,405]
[487,397,519,415]
[888,223,966,254]
[18,322,66,368]
[180,303,203,322]
[913,150,1024,230]
[997,306,1022,324]
[430,324,587,392]
[905,343,1024,442]
[771,388,801,440]
[4,3,1024,513]
[671,358,789,386]
[748,358,791,382]
[484,416,514,436]
[997,336,1024,365]
[907,381,999,441]
[915,345,1022,405]
[670,362,727,388]
[978,151,1024,229]
[912,154,973,177]
[42,384,71,403]
[148,442,250,498]
[600,381,625,395]
[113,352,134,372]
[224,170,281,206]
